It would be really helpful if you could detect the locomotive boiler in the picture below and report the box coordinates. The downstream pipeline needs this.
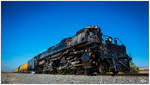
[13,25,131,75]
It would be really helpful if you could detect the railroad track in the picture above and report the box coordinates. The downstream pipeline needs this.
[15,72,149,76]
[35,73,149,76]
[96,73,149,76]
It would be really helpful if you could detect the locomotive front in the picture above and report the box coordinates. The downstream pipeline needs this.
[98,36,131,74]
[89,25,131,74]
[73,25,131,74]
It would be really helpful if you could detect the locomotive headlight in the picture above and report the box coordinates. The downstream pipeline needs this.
[108,37,112,42]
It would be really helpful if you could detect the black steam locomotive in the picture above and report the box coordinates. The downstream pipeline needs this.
[13,25,131,75]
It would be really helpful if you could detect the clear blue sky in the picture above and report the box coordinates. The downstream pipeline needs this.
[2,1,149,72]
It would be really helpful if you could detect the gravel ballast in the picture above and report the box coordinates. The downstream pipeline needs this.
[1,73,149,84]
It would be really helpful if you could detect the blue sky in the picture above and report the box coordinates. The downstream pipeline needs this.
[2,1,149,72]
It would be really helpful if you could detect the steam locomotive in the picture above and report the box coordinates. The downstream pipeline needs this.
[13,25,131,75]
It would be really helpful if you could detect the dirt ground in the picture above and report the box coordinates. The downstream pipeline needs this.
[1,72,149,84]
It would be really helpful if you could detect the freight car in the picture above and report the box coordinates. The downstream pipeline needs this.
[13,25,131,75]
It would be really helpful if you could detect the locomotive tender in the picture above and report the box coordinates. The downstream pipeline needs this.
[13,25,131,75]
